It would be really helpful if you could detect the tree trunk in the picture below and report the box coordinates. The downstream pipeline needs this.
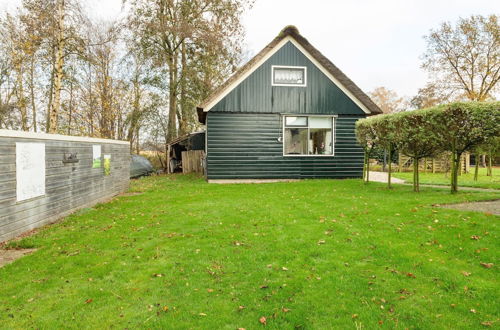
[487,153,492,176]
[366,153,370,183]
[29,56,37,132]
[48,0,65,134]
[450,150,461,194]
[67,77,73,135]
[362,151,367,182]
[178,40,189,136]
[387,146,392,189]
[474,152,479,181]
[16,62,29,131]
[166,54,178,142]
[413,157,419,192]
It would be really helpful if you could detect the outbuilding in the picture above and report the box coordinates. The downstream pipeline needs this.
[197,26,382,181]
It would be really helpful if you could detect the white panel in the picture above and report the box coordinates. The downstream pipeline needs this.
[285,116,307,126]
[309,117,332,128]
[16,142,45,201]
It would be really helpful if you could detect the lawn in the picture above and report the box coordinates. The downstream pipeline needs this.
[0,175,498,329]
[393,167,500,190]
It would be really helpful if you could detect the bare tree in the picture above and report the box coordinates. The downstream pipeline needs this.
[369,86,407,113]
[422,15,500,101]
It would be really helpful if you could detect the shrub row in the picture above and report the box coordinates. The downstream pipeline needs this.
[356,102,500,193]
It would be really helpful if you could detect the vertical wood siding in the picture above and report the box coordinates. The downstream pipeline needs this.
[0,134,130,242]
[206,112,365,180]
[210,41,366,115]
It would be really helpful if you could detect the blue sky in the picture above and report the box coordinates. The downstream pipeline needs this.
[1,0,498,98]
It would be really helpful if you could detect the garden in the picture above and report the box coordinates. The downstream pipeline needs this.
[356,102,500,193]
[0,175,498,329]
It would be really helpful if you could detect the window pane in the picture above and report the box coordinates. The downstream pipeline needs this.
[309,128,333,155]
[285,128,308,155]
[309,117,332,129]
[285,116,307,126]
[274,67,305,85]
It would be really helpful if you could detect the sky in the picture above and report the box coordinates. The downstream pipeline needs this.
[1,0,498,98]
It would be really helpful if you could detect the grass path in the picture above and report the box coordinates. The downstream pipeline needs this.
[0,175,498,329]
[392,167,500,190]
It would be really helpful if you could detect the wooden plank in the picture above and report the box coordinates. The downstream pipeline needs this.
[0,134,130,243]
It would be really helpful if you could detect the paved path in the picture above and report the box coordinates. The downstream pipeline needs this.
[439,199,500,215]
[368,171,405,184]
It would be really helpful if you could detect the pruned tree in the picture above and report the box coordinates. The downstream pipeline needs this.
[434,102,500,192]
[391,109,443,192]
[370,115,397,188]
[355,120,378,183]
[422,15,500,101]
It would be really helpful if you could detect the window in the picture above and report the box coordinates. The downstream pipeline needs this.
[272,66,306,86]
[284,116,334,156]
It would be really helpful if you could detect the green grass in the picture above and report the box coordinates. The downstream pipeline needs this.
[393,167,500,190]
[1,175,498,329]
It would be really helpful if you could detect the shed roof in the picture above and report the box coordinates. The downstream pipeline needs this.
[197,25,382,123]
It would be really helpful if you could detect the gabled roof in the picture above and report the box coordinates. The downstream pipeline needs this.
[197,25,382,123]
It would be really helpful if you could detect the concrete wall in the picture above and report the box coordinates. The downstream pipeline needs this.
[0,129,130,243]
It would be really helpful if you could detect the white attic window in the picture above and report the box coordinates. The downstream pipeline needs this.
[272,66,307,87]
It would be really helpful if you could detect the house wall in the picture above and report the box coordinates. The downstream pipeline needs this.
[0,130,130,243]
[206,112,365,180]
[210,41,365,116]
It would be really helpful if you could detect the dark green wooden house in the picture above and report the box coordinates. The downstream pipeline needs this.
[197,26,382,181]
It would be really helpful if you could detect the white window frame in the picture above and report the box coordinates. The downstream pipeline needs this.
[282,115,336,157]
[272,65,307,87]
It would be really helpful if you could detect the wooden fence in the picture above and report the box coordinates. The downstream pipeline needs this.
[0,129,130,243]
[181,150,204,174]
[398,153,470,173]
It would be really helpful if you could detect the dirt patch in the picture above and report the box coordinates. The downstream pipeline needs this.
[120,191,144,197]
[0,248,37,268]
[438,199,500,215]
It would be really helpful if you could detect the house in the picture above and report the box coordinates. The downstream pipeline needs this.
[197,26,382,182]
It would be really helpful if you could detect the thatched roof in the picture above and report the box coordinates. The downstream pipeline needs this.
[197,25,382,123]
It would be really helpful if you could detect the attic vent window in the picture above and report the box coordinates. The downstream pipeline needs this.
[272,66,306,87]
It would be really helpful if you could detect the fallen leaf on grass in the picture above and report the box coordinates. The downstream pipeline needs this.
[406,273,416,278]
[282,307,290,313]
[470,309,477,314]
[480,262,493,268]
[207,289,214,293]
[259,316,267,325]
[481,321,493,327]
[85,299,93,304]
[163,306,169,312]
[352,314,358,319]
[461,271,471,277]
[471,235,481,240]
[317,240,326,245]
[199,313,207,316]
[238,305,245,311]
[281,267,288,271]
